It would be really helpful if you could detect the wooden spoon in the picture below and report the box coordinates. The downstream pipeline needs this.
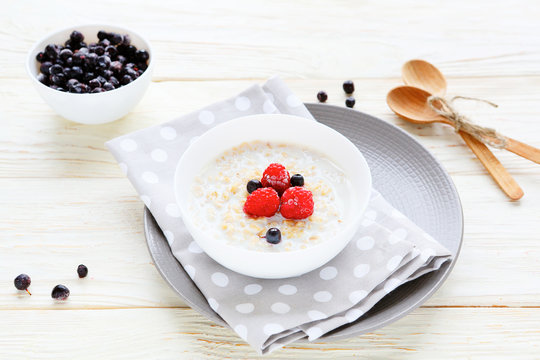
[387,86,524,200]
[402,59,540,164]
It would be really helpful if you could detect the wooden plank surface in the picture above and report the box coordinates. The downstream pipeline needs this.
[1,0,540,358]
[1,308,539,359]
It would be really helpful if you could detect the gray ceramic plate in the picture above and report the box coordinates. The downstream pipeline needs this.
[144,103,463,341]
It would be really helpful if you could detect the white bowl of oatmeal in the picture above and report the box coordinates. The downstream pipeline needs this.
[175,114,371,278]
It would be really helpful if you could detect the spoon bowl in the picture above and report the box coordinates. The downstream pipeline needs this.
[402,59,447,95]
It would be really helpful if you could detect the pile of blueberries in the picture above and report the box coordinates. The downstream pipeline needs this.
[35,30,149,93]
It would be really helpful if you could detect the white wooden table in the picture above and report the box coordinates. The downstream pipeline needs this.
[1,1,540,358]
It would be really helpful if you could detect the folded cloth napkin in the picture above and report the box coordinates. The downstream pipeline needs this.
[106,76,453,354]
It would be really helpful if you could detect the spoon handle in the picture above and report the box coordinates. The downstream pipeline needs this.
[459,131,524,200]
[502,137,540,164]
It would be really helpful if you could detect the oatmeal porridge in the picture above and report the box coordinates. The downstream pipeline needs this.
[189,141,353,252]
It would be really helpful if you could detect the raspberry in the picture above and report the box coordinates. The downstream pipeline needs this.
[280,187,314,220]
[261,163,290,195]
[243,187,280,217]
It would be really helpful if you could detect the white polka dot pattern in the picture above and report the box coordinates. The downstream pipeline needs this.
[120,138,137,152]
[278,284,297,295]
[319,266,338,280]
[313,291,332,303]
[389,228,408,244]
[307,310,327,321]
[349,290,368,304]
[151,149,168,162]
[159,126,177,140]
[235,96,251,111]
[353,264,370,278]
[244,284,262,295]
[141,171,159,184]
[356,236,375,250]
[187,241,203,254]
[235,303,255,314]
[198,110,215,125]
[271,302,290,314]
[306,326,323,340]
[184,265,196,279]
[118,162,128,175]
[211,272,229,287]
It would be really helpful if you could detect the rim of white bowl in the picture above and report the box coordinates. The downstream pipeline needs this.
[26,23,154,96]
[175,114,373,257]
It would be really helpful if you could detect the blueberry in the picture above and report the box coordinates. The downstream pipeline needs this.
[99,39,111,47]
[95,75,107,85]
[78,47,89,55]
[122,34,131,45]
[51,284,70,300]
[93,46,105,56]
[109,76,119,87]
[49,64,63,75]
[86,52,98,67]
[343,80,355,94]
[135,49,149,63]
[91,87,105,93]
[109,33,123,45]
[56,87,67,92]
[120,74,132,85]
[117,55,127,64]
[99,69,113,79]
[64,57,73,67]
[36,52,47,63]
[70,30,84,43]
[246,180,262,194]
[64,39,74,50]
[69,84,83,93]
[14,274,31,295]
[265,228,281,244]
[110,61,123,74]
[102,82,115,91]
[96,55,111,69]
[83,72,95,82]
[37,73,48,85]
[122,45,137,58]
[77,264,88,278]
[51,73,66,86]
[124,68,138,79]
[59,48,73,61]
[69,66,83,79]
[97,30,109,41]
[317,91,328,103]
[72,52,85,65]
[67,78,79,87]
[45,44,59,59]
[345,96,355,108]
[39,61,53,75]
[105,46,118,59]
[88,78,101,88]
[290,174,304,187]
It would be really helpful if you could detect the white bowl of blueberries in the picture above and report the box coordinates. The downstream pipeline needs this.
[26,24,153,124]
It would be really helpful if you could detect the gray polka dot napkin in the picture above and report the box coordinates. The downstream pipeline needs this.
[106,76,453,355]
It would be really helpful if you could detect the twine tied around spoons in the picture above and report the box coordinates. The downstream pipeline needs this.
[427,95,508,149]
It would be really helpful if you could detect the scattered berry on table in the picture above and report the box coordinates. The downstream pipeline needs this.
[51,285,70,300]
[280,187,314,220]
[243,187,280,217]
[77,264,88,278]
[343,80,355,94]
[290,174,304,187]
[14,274,31,295]
[317,91,328,103]
[34,29,150,93]
[246,179,263,194]
[265,228,282,244]
[261,163,290,196]
[345,96,356,108]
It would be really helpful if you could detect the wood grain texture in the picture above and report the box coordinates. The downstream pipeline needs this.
[1,308,539,359]
[1,0,540,358]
